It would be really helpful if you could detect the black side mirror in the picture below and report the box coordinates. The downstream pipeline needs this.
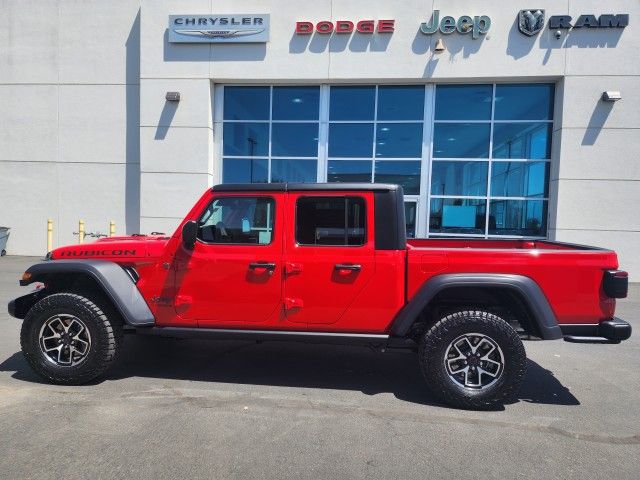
[182,221,197,249]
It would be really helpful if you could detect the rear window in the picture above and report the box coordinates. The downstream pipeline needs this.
[295,196,366,246]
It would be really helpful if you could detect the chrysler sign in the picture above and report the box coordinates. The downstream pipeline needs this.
[168,15,270,43]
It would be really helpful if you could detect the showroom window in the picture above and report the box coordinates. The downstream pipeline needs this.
[223,86,320,183]
[430,83,553,237]
[327,85,424,195]
[220,83,554,239]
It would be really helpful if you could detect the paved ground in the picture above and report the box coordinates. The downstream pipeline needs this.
[0,256,638,479]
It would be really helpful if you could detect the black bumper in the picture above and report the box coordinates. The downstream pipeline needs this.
[7,299,16,318]
[7,290,45,320]
[599,318,632,341]
[561,318,632,343]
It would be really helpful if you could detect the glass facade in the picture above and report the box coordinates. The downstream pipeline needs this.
[223,86,319,184]
[431,83,553,237]
[221,83,554,239]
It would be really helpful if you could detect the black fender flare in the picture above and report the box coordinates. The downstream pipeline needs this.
[390,273,562,340]
[11,260,155,326]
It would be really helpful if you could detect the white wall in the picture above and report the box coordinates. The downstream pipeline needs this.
[136,0,640,280]
[1,0,638,281]
[0,0,141,255]
[548,1,640,279]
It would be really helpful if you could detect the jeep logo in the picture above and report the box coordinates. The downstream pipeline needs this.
[420,10,491,39]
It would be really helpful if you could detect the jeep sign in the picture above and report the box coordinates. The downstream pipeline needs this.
[420,10,491,39]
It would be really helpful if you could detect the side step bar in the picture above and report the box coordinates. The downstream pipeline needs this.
[135,326,394,347]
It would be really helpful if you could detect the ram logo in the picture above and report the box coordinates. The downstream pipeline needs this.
[518,9,545,36]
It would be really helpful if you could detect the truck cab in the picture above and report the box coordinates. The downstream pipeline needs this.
[162,183,406,332]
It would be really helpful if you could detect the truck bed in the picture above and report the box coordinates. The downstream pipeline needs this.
[407,238,609,251]
[406,238,619,326]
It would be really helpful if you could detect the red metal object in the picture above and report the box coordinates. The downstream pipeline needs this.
[295,20,394,35]
[48,188,622,333]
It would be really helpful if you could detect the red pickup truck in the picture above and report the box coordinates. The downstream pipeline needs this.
[9,183,631,409]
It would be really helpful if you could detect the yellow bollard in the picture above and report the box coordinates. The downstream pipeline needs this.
[78,220,85,243]
[109,220,116,237]
[47,219,53,252]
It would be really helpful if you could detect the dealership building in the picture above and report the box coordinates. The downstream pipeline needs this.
[1,0,639,279]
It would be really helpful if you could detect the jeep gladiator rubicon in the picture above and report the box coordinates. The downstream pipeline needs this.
[9,183,632,409]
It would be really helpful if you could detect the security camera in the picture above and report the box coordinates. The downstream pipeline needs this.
[601,91,621,102]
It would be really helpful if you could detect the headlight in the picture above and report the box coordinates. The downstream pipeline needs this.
[44,251,53,261]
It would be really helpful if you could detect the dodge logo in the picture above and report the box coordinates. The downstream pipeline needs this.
[518,9,545,36]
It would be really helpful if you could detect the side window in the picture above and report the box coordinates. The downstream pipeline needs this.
[296,196,366,246]
[197,196,275,245]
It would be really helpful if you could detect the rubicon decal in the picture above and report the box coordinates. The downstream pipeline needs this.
[420,10,491,39]
[295,20,395,34]
[59,249,137,257]
[168,15,270,43]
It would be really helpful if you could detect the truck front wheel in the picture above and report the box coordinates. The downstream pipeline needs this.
[20,293,123,385]
[419,310,526,409]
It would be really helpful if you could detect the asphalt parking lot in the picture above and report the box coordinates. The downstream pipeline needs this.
[0,256,638,479]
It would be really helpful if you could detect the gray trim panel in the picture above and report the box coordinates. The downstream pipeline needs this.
[213,182,400,193]
[20,260,155,326]
[390,273,562,340]
[136,327,389,345]
[374,188,407,250]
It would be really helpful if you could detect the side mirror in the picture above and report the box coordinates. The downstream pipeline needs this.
[182,220,197,249]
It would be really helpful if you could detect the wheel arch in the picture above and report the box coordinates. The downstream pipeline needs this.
[391,274,562,340]
[11,260,154,326]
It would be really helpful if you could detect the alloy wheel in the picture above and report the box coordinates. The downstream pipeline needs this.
[38,314,92,367]
[444,333,505,390]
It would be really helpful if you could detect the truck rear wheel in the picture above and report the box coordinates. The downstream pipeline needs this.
[418,310,526,409]
[20,293,123,385]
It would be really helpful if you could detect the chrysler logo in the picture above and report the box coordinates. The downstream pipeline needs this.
[174,28,265,39]
[518,9,545,36]
[168,15,270,43]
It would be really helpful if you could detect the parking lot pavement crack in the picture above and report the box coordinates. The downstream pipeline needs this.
[109,386,640,446]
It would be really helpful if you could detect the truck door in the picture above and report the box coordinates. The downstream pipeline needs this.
[174,193,283,327]
[283,192,375,327]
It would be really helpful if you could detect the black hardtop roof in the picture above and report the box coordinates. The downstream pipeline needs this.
[212,183,401,193]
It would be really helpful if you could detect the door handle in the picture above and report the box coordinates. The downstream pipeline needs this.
[249,262,276,271]
[285,262,303,275]
[334,264,361,272]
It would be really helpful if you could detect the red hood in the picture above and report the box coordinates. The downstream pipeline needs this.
[50,235,170,262]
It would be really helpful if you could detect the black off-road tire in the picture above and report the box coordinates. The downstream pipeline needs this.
[20,293,123,385]
[418,310,526,410]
